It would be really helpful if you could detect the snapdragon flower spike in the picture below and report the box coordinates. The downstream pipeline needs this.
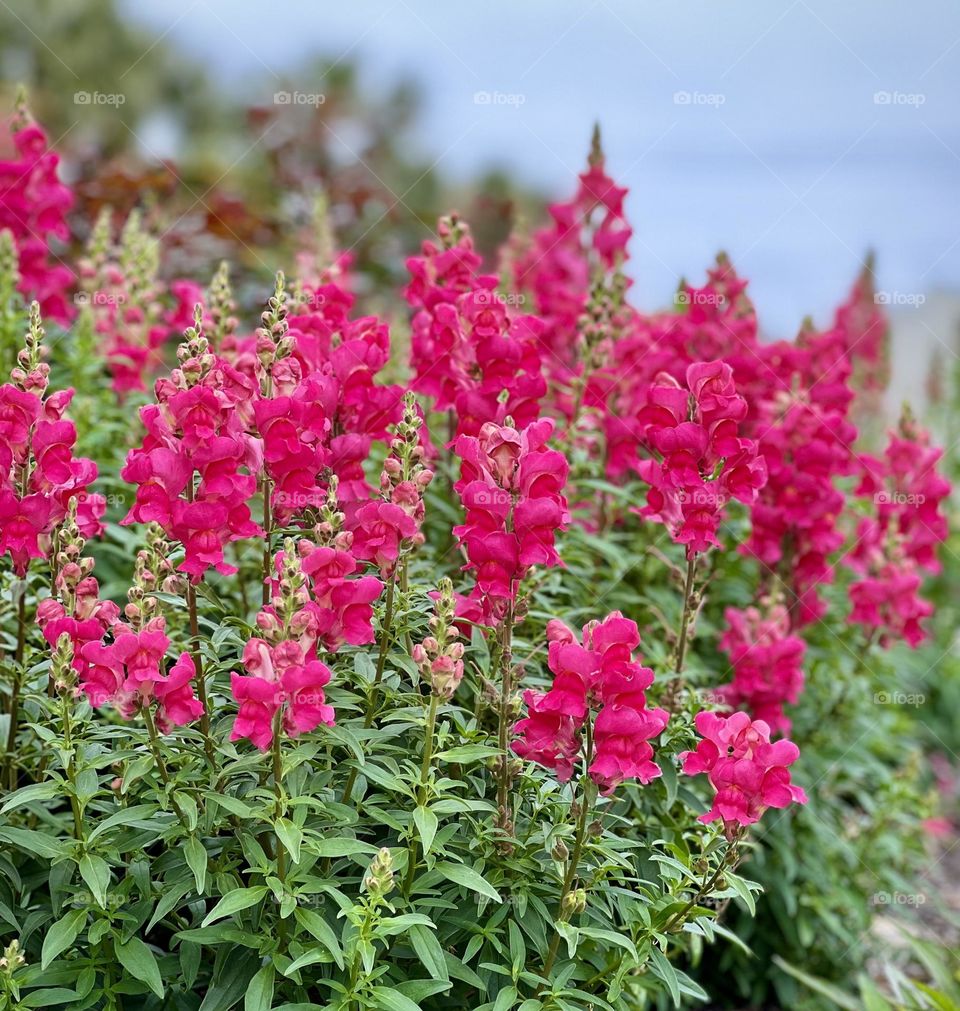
[714,603,806,734]
[76,209,193,394]
[633,361,766,557]
[405,215,547,436]
[512,127,632,381]
[121,309,263,579]
[37,499,120,685]
[64,525,202,730]
[412,578,466,700]
[233,270,404,516]
[350,391,433,578]
[405,214,499,408]
[0,96,73,322]
[0,304,104,574]
[846,410,950,647]
[680,710,807,833]
[454,417,569,621]
[512,612,669,795]
[230,539,341,751]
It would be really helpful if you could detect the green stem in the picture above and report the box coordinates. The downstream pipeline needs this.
[60,689,84,841]
[663,835,741,934]
[674,555,697,676]
[3,590,26,789]
[341,575,397,805]
[496,599,515,819]
[261,474,273,607]
[540,718,595,988]
[186,581,216,768]
[403,692,439,897]
[272,713,288,945]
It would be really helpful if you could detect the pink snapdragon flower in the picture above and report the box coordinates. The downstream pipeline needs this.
[846,412,950,647]
[633,361,766,556]
[680,711,807,833]
[0,312,104,575]
[230,540,359,751]
[454,418,569,621]
[714,604,806,734]
[513,612,669,795]
[121,330,263,580]
[0,104,73,322]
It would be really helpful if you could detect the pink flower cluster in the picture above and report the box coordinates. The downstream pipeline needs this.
[0,361,103,575]
[714,603,806,734]
[847,414,950,646]
[633,361,766,556]
[513,139,631,382]
[742,329,859,627]
[512,612,669,795]
[121,346,263,580]
[230,539,382,750]
[349,396,433,578]
[681,711,807,831]
[0,109,73,322]
[405,220,547,440]
[77,211,202,393]
[79,623,203,732]
[454,418,569,620]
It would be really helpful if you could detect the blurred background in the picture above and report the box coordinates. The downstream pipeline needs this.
[1,0,958,412]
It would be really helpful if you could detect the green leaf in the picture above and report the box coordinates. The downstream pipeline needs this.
[78,854,110,908]
[201,887,269,927]
[724,873,757,916]
[41,909,86,969]
[115,936,164,998]
[274,819,303,864]
[87,804,163,841]
[436,861,501,903]
[293,907,345,969]
[408,924,448,981]
[0,782,60,813]
[370,987,423,1011]
[185,836,208,894]
[244,964,275,1011]
[19,989,81,1007]
[434,744,499,763]
[772,957,862,1011]
[206,793,256,819]
[0,827,66,860]
[648,947,680,1006]
[412,807,438,856]
[310,838,376,859]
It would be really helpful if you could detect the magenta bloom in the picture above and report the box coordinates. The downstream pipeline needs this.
[153,653,205,732]
[633,361,765,557]
[513,612,669,795]
[715,604,806,734]
[454,418,569,622]
[680,711,807,829]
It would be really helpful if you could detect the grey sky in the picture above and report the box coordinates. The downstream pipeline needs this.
[122,0,960,337]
